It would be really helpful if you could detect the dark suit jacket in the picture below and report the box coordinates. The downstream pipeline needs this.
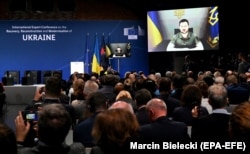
[172,106,209,126]
[73,112,100,147]
[156,94,180,117]
[227,84,249,104]
[135,106,151,126]
[139,116,190,142]
[191,112,230,140]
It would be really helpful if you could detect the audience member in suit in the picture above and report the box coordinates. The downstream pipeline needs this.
[238,73,250,93]
[191,84,231,140]
[237,52,249,75]
[98,74,119,105]
[229,101,250,145]
[15,103,85,154]
[172,84,209,126]
[182,55,198,80]
[225,74,249,104]
[91,108,140,154]
[73,91,108,147]
[202,74,214,87]
[0,123,17,154]
[156,77,181,118]
[170,73,184,101]
[52,70,68,94]
[142,78,157,98]
[134,88,152,126]
[139,98,190,143]
[32,76,70,105]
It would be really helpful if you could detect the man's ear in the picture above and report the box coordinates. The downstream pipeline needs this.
[149,108,154,117]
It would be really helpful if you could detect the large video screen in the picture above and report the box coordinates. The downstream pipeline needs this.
[147,6,219,52]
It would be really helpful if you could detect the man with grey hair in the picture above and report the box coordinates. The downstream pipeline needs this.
[214,76,225,85]
[191,84,230,140]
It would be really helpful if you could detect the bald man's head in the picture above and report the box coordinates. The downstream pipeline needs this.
[109,101,134,113]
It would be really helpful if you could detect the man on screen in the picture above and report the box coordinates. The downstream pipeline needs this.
[167,19,203,51]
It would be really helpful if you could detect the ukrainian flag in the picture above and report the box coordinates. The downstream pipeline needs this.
[91,35,102,74]
[207,6,219,48]
[147,11,163,50]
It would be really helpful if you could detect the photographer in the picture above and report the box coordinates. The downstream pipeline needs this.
[22,76,75,147]
[15,103,85,154]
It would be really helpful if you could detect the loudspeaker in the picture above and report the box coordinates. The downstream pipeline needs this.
[42,70,63,83]
[2,77,14,86]
[24,70,42,84]
[21,77,34,85]
[4,70,20,84]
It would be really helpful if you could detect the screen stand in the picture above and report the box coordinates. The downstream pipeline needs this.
[117,58,120,73]
[112,55,126,73]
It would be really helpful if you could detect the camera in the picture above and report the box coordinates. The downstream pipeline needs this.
[22,110,38,122]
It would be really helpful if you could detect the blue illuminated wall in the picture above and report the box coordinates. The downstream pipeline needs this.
[0,20,148,81]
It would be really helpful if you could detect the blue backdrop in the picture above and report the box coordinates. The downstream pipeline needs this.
[0,20,148,82]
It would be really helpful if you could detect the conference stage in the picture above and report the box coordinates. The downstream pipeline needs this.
[4,84,44,105]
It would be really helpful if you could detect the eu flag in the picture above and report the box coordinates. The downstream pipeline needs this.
[91,35,102,74]
[84,33,90,74]
[207,6,219,48]
[147,11,163,49]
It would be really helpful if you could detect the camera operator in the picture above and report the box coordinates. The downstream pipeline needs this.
[15,103,85,154]
[21,76,75,147]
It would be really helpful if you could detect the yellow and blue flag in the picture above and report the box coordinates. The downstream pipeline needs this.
[147,11,163,49]
[91,35,102,74]
[207,6,219,48]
